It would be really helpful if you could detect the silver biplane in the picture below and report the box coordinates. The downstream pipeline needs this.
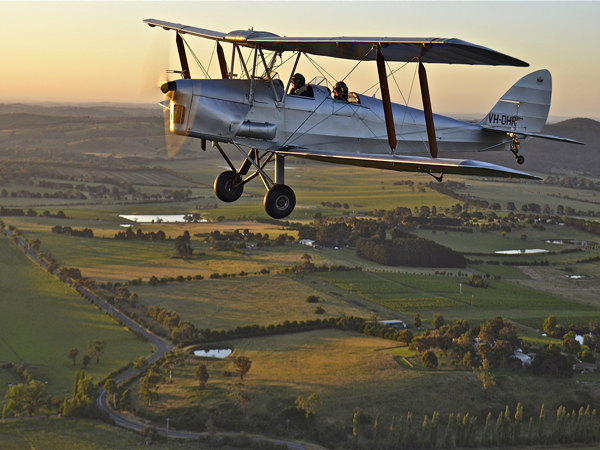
[144,19,582,219]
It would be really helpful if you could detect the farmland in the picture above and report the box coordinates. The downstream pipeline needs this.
[0,239,153,399]
[2,108,600,448]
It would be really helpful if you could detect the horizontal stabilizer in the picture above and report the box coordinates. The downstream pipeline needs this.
[276,149,541,180]
[481,125,584,145]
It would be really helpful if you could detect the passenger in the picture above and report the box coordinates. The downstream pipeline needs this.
[333,81,349,102]
[289,73,314,97]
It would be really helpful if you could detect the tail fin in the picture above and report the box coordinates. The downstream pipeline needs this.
[481,69,551,133]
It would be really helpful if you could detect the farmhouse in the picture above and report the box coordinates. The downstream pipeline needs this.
[574,362,598,373]
[299,239,317,247]
[379,320,408,329]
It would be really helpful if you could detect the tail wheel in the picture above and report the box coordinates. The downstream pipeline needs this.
[264,185,296,219]
[516,155,525,165]
[214,171,243,203]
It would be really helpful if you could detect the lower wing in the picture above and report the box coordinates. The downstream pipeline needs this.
[276,148,542,180]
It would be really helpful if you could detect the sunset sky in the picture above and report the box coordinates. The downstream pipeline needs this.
[2,1,598,120]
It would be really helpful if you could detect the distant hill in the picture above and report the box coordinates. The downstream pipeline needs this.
[0,103,161,118]
[1,104,597,175]
[436,118,600,178]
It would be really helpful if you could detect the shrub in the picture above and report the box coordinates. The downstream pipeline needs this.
[306,295,320,303]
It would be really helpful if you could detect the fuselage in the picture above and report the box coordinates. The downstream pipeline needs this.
[165,78,514,156]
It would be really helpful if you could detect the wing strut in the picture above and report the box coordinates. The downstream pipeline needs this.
[376,46,397,152]
[418,60,438,158]
[175,33,191,79]
[216,42,229,79]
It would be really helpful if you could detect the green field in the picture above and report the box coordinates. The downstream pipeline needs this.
[314,270,597,327]
[132,274,371,330]
[0,238,153,399]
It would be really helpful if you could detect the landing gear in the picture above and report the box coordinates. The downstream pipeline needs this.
[264,184,296,219]
[214,171,243,202]
[510,138,524,164]
[212,143,297,219]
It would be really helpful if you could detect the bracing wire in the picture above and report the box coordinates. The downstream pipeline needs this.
[181,35,210,79]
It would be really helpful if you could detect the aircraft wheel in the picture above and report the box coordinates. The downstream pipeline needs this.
[516,155,525,165]
[214,171,243,202]
[264,184,296,219]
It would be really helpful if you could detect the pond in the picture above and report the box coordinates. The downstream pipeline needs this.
[495,249,549,255]
[193,348,232,359]
[119,214,208,224]
[546,239,596,246]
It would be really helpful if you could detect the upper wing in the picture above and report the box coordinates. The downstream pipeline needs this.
[143,19,528,67]
[481,125,584,145]
[144,19,226,41]
[276,149,541,180]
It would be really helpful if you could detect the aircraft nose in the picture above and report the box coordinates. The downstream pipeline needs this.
[160,81,177,94]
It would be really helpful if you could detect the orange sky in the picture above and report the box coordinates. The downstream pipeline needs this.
[2,1,599,119]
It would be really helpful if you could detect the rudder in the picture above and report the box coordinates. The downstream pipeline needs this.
[481,69,551,133]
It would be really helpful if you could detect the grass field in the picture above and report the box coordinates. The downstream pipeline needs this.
[314,269,597,328]
[132,274,372,330]
[0,417,217,450]
[131,329,600,431]
[0,238,153,400]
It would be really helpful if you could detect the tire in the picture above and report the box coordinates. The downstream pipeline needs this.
[263,185,296,219]
[516,155,525,165]
[214,171,243,202]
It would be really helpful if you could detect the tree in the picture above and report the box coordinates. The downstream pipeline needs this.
[2,380,47,418]
[139,367,165,406]
[104,378,118,408]
[195,364,209,389]
[82,354,91,369]
[300,253,314,272]
[432,313,444,330]
[163,353,183,383]
[133,356,148,370]
[68,347,79,365]
[87,339,106,363]
[29,238,41,252]
[414,313,422,329]
[478,370,496,398]
[530,346,574,377]
[543,316,557,336]
[174,232,192,258]
[229,381,251,418]
[563,331,581,354]
[233,356,252,380]
[61,371,98,418]
[422,351,438,369]
[306,295,320,303]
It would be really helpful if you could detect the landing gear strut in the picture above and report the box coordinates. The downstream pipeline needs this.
[510,139,524,165]
[212,143,297,219]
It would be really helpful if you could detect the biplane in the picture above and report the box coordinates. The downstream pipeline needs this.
[144,19,582,219]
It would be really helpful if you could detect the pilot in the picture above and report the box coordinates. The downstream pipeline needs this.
[333,81,349,101]
[289,73,314,97]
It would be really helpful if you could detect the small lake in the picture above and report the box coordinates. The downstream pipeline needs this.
[495,249,549,255]
[193,348,232,359]
[546,239,596,246]
[119,214,207,224]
